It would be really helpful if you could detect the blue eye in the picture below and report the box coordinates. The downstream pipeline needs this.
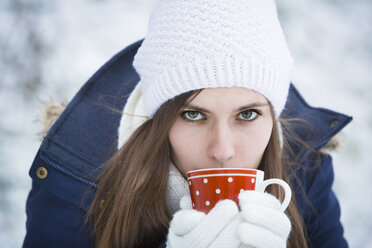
[238,110,259,121]
[183,111,204,121]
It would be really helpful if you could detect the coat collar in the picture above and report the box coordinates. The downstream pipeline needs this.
[41,39,352,181]
[281,84,352,152]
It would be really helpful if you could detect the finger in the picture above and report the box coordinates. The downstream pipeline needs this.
[184,199,239,247]
[238,222,286,248]
[170,209,206,236]
[180,195,193,210]
[239,191,282,211]
[209,214,242,248]
[240,203,291,239]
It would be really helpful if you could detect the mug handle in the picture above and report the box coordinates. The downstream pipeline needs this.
[256,179,292,212]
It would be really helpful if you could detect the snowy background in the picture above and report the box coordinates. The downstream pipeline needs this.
[0,0,371,247]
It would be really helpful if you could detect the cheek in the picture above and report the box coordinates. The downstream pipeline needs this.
[254,123,272,149]
[238,121,273,168]
[169,123,204,174]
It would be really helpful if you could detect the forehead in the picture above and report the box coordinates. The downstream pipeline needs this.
[187,87,268,110]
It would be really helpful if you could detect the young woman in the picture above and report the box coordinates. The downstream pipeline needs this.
[23,0,352,247]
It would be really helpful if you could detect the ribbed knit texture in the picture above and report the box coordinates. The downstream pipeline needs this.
[167,162,190,216]
[133,0,294,118]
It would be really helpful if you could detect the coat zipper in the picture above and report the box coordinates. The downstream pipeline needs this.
[40,153,97,188]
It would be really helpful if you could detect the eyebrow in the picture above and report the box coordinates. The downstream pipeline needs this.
[184,103,269,113]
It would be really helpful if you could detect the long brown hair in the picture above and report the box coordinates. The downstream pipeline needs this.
[86,89,308,247]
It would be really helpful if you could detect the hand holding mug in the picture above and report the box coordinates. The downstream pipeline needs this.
[167,168,292,248]
[166,196,242,248]
[186,168,292,248]
[237,190,292,248]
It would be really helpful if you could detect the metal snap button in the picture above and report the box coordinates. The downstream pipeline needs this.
[36,167,48,179]
[330,120,339,127]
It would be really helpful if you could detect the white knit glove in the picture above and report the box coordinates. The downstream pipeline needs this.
[237,191,291,248]
[166,195,242,248]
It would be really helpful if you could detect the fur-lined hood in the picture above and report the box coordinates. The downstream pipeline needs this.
[39,102,66,139]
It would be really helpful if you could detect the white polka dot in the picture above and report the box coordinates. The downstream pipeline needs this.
[206,201,210,206]
[228,177,233,183]
[203,178,208,183]
[192,203,195,208]
[251,178,255,183]
[189,181,192,185]
[216,189,221,194]
[240,189,244,193]
[196,191,199,196]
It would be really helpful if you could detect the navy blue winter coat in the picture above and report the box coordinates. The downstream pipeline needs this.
[23,40,352,248]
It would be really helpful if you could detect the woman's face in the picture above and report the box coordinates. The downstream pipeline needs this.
[169,87,274,177]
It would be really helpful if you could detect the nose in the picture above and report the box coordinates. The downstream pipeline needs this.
[207,123,235,165]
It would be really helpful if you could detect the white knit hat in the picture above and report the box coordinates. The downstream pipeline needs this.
[133,0,294,118]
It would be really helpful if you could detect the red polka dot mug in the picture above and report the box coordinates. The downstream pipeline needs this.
[187,168,292,213]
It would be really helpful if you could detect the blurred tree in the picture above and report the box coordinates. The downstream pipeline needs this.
[0,0,52,101]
